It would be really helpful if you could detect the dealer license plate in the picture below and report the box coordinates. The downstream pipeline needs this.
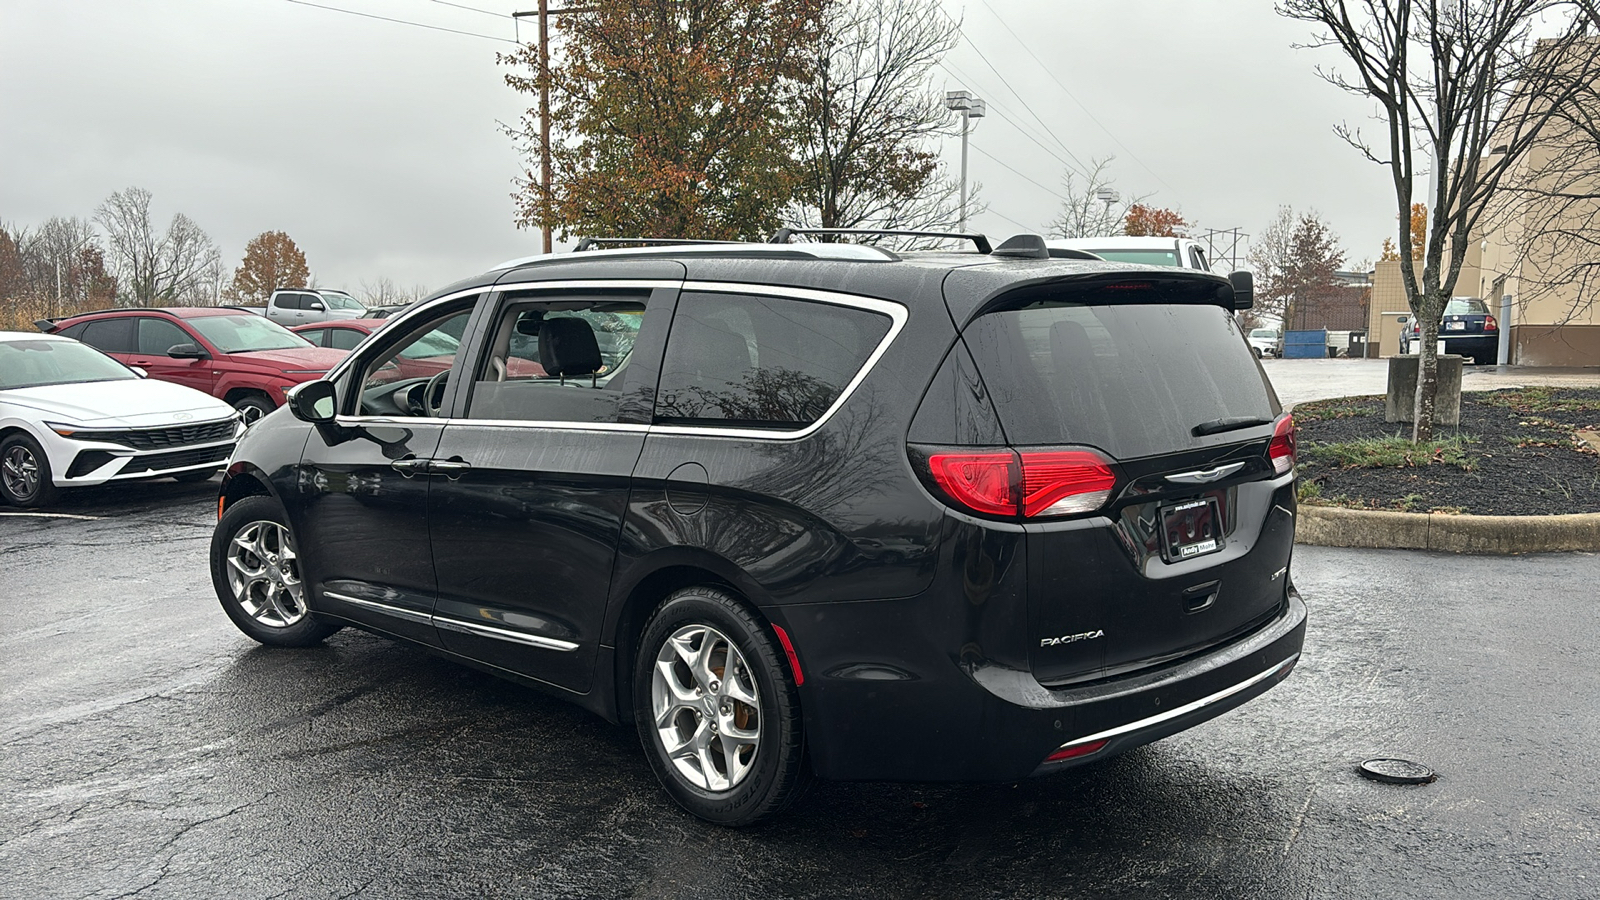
[1160,497,1224,562]
[1445,321,1466,331]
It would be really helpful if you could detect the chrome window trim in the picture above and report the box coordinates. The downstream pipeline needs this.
[432,615,580,652]
[329,280,907,442]
[652,282,907,442]
[324,591,434,626]
[1055,655,1298,750]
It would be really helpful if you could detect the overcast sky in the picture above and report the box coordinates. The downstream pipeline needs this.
[1,0,1401,293]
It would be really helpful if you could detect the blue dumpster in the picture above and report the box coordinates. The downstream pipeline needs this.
[1283,329,1327,359]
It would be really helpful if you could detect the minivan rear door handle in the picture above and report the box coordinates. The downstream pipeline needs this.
[428,458,472,479]
[390,456,428,477]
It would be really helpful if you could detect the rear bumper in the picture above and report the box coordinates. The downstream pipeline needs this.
[779,586,1306,782]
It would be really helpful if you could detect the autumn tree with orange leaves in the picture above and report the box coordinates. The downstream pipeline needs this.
[505,0,824,242]
[229,231,309,304]
[1123,203,1188,237]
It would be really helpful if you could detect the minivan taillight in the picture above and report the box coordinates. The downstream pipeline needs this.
[925,448,1117,518]
[1269,415,1297,475]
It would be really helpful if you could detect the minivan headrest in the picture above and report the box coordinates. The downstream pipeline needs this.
[538,317,602,377]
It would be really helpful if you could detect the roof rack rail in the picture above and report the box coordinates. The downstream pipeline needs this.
[769,227,992,254]
[572,237,746,253]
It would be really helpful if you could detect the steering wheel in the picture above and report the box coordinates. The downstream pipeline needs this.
[423,370,450,417]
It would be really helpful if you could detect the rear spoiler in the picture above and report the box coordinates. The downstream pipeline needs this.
[952,269,1254,325]
[34,317,64,333]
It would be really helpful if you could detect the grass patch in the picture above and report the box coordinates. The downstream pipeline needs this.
[1476,386,1600,414]
[1291,396,1381,423]
[1301,434,1477,470]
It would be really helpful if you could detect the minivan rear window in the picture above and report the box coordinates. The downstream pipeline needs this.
[963,301,1277,459]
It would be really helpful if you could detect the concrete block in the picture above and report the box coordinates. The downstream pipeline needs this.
[1384,354,1463,426]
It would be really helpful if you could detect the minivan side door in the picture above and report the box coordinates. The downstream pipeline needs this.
[426,271,679,693]
[293,295,484,646]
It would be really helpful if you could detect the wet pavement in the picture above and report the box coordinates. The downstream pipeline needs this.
[4,482,1600,899]
[1261,357,1599,409]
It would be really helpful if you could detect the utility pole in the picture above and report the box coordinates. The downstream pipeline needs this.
[513,4,591,254]
[944,90,985,232]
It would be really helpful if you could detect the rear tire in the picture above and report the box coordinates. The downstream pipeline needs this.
[634,586,808,826]
[211,495,342,647]
[1,433,59,508]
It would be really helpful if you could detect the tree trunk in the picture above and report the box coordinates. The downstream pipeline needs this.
[1411,315,1440,442]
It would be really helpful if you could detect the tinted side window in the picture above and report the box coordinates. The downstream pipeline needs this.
[327,328,366,350]
[137,318,192,355]
[79,318,136,354]
[655,292,891,428]
[274,293,301,310]
[296,328,326,346]
[465,297,649,424]
[56,323,87,341]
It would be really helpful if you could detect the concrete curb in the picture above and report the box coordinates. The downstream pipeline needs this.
[1296,505,1600,554]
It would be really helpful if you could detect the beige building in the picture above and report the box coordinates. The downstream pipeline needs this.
[1368,39,1600,367]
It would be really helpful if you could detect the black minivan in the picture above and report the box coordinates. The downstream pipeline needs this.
[210,233,1306,825]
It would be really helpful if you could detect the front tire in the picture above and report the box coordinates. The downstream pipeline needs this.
[1,433,59,508]
[211,495,342,646]
[230,393,275,425]
[634,586,808,826]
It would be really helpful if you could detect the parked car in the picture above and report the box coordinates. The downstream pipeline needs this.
[1248,327,1281,358]
[210,233,1305,826]
[1045,236,1217,272]
[265,288,367,326]
[40,308,349,423]
[1398,298,1499,362]
[0,332,241,507]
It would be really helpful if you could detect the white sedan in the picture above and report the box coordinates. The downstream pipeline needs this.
[0,332,242,508]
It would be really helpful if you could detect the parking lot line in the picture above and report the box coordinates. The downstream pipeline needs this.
[0,511,102,520]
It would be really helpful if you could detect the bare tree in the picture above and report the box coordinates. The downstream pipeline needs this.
[788,0,964,240]
[94,187,223,307]
[1278,0,1600,440]
[358,277,431,307]
[1046,156,1146,239]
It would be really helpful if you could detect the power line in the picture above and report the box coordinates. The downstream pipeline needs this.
[422,0,511,19]
[954,30,1096,180]
[984,206,1037,235]
[975,0,1178,197]
[969,142,1069,203]
[281,0,516,43]
[937,59,1090,181]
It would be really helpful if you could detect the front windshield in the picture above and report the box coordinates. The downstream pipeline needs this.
[397,329,460,360]
[188,314,313,353]
[0,339,138,390]
[1091,249,1182,267]
[320,291,365,311]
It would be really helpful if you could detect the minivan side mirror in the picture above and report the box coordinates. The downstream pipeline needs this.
[288,380,338,424]
[167,342,209,360]
[1228,271,1254,310]
[306,300,326,312]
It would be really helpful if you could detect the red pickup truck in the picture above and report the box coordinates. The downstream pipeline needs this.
[40,308,349,423]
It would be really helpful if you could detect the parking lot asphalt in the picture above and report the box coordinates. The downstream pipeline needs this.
[4,483,1600,899]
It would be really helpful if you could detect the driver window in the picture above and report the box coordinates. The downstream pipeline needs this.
[356,306,473,417]
[465,294,648,424]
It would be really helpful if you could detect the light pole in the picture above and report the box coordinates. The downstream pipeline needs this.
[944,90,985,232]
[1095,187,1120,234]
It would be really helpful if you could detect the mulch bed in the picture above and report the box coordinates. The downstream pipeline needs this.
[1293,387,1600,516]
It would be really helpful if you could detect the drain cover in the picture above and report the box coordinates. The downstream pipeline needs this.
[1358,757,1437,785]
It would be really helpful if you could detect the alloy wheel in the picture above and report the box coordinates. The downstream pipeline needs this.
[1,444,41,501]
[225,520,306,627]
[651,623,762,792]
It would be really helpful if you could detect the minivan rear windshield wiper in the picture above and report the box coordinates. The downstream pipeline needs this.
[1191,416,1273,436]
